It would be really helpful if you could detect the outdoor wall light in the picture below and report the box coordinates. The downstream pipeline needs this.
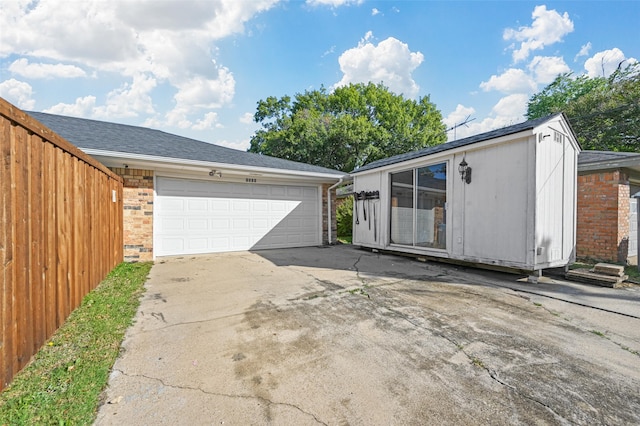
[458,158,472,184]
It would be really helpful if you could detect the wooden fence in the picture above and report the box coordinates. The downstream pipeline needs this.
[0,98,124,391]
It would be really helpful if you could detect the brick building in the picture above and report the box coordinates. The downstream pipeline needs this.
[577,151,640,264]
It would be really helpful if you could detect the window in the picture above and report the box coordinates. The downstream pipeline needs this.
[390,162,447,249]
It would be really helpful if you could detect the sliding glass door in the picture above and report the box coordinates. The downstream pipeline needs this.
[390,162,447,249]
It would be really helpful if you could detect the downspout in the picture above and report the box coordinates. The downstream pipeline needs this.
[327,177,345,245]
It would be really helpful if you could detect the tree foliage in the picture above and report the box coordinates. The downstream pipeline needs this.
[526,63,640,151]
[249,82,447,172]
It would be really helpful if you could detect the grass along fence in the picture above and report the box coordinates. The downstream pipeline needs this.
[1,97,124,391]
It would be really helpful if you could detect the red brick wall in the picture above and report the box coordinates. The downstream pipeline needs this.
[577,170,630,263]
[110,168,154,262]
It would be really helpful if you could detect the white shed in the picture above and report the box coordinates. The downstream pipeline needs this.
[351,113,581,272]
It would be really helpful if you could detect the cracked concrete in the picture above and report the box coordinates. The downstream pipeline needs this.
[95,245,640,425]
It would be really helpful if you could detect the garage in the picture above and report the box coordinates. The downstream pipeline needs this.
[154,177,321,256]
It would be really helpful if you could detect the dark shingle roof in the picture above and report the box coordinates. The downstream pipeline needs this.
[578,150,640,165]
[28,111,344,176]
[352,114,564,174]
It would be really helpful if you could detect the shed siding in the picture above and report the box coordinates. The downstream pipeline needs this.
[458,139,530,264]
[352,115,579,271]
[535,130,570,266]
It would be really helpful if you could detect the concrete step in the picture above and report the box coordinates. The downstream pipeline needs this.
[565,268,628,288]
[593,263,625,277]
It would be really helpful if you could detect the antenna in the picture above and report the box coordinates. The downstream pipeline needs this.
[446,116,475,140]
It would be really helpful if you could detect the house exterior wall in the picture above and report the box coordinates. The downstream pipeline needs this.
[110,167,154,262]
[577,170,629,263]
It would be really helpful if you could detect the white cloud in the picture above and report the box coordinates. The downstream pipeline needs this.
[1,0,276,128]
[504,5,574,63]
[335,33,424,97]
[443,104,475,130]
[215,139,251,151]
[491,93,529,118]
[584,48,638,78]
[193,112,222,130]
[574,42,592,61]
[115,0,280,40]
[322,45,336,57]
[0,79,36,110]
[44,96,97,117]
[173,65,235,111]
[239,112,255,124]
[479,68,537,93]
[372,8,381,16]
[306,0,363,7]
[9,59,87,79]
[94,74,157,119]
[528,56,570,85]
[444,97,528,142]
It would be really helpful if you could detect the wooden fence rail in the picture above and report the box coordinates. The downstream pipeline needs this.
[0,98,123,391]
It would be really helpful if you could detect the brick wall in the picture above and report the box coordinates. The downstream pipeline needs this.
[322,183,337,244]
[576,170,630,263]
[110,168,154,262]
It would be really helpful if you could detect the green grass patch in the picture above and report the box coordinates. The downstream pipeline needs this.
[0,261,152,425]
[337,235,352,244]
[625,265,640,281]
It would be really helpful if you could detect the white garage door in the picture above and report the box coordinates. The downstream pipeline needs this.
[155,177,320,256]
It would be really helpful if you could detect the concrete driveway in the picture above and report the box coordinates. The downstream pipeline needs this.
[95,245,640,425]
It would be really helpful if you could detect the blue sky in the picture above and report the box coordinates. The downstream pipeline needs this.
[1,1,638,151]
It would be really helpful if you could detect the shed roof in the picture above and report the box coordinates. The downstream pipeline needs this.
[352,113,565,174]
[28,111,344,176]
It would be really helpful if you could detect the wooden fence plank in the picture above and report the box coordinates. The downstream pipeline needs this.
[1,116,15,389]
[55,150,68,327]
[29,132,46,354]
[43,141,57,339]
[13,123,31,372]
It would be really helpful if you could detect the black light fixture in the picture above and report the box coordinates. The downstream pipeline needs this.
[458,158,472,184]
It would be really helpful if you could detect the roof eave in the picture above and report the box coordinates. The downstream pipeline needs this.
[578,157,640,173]
[82,149,347,181]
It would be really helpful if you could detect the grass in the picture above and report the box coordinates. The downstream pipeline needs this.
[337,235,352,244]
[0,261,152,426]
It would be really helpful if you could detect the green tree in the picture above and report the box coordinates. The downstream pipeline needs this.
[526,63,640,151]
[249,82,447,171]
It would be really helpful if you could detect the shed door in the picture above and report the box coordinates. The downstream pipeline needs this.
[155,177,320,256]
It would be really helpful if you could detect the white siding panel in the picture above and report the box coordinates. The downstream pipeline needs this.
[155,177,320,256]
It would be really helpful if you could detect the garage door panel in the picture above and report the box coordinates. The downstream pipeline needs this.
[188,199,208,211]
[187,238,208,250]
[159,198,185,213]
[155,177,320,256]
[160,218,185,230]
[187,218,208,231]
[212,200,230,211]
